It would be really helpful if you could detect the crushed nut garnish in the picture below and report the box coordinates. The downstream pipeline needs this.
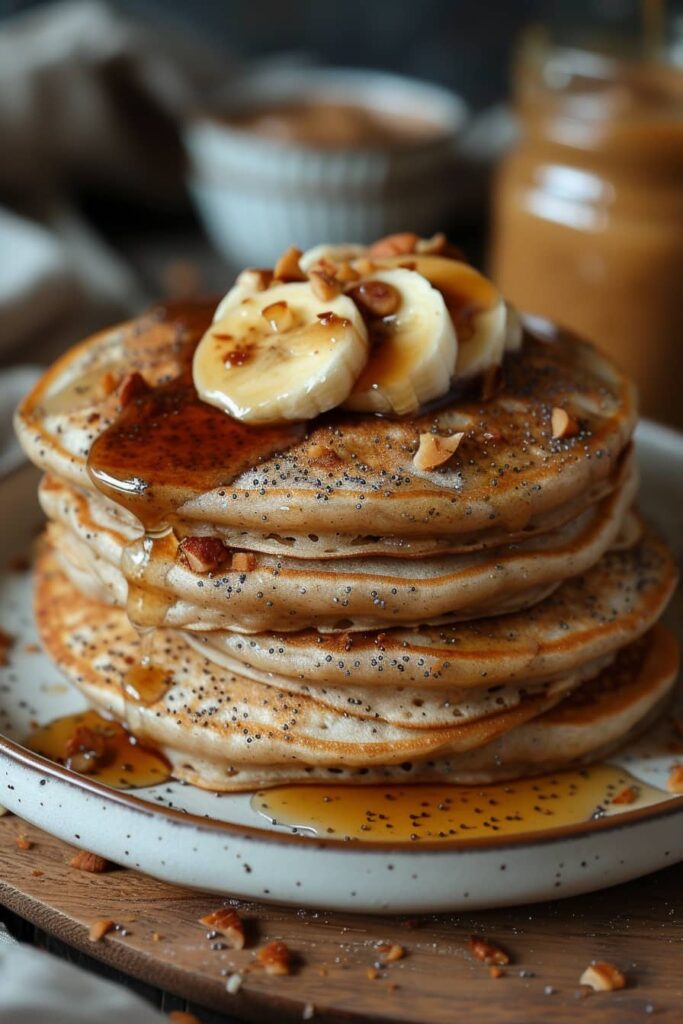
[263,299,295,333]
[309,269,341,302]
[369,232,419,257]
[366,966,379,981]
[666,764,683,793]
[551,406,579,439]
[257,940,292,975]
[88,918,115,942]
[152,931,163,942]
[489,965,505,979]
[237,267,274,292]
[168,1013,202,1024]
[98,371,119,398]
[177,536,227,574]
[377,943,405,963]
[70,849,110,873]
[611,785,638,805]
[308,444,342,468]
[198,908,245,950]
[413,432,464,471]
[231,551,257,573]
[335,261,360,284]
[31,869,43,877]
[468,936,511,966]
[348,280,401,318]
[118,371,150,407]
[274,246,306,282]
[580,961,626,991]
[15,834,32,850]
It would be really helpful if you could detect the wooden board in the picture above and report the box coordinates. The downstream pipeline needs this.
[0,814,681,1024]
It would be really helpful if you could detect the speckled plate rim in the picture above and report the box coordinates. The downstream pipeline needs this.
[0,418,680,856]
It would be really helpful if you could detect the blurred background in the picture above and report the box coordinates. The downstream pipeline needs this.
[0,0,682,430]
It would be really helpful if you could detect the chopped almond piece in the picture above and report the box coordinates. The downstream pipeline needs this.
[309,269,341,302]
[580,961,626,991]
[413,432,464,472]
[353,257,377,276]
[237,267,273,292]
[366,966,379,980]
[257,939,292,976]
[70,849,110,873]
[118,371,150,407]
[168,1013,202,1024]
[198,908,245,950]
[15,834,32,850]
[336,261,360,284]
[177,536,227,574]
[274,246,306,282]
[468,935,510,966]
[489,965,505,979]
[666,764,683,793]
[231,551,257,572]
[369,232,419,257]
[89,918,115,942]
[551,406,579,439]
[348,280,401,318]
[611,785,638,805]
[31,869,43,877]
[378,943,405,963]
[263,300,295,332]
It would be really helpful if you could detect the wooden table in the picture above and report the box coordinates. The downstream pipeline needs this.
[0,815,680,1024]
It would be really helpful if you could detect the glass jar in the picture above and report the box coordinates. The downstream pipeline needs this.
[491,31,683,427]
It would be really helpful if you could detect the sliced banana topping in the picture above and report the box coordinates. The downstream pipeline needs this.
[364,254,508,378]
[343,268,457,416]
[193,283,369,424]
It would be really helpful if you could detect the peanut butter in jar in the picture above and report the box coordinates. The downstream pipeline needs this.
[491,29,683,427]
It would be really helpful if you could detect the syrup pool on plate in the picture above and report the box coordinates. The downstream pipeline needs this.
[251,765,666,843]
[25,710,171,790]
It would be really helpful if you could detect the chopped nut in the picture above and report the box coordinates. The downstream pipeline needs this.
[152,931,163,942]
[263,300,295,332]
[352,257,377,276]
[257,940,291,975]
[225,972,243,995]
[413,432,464,471]
[118,371,150,407]
[378,943,405,963]
[468,935,510,966]
[168,1013,202,1024]
[308,444,342,468]
[15,834,32,850]
[369,232,419,257]
[70,849,110,873]
[237,267,274,292]
[348,280,401,318]
[317,310,351,328]
[580,961,626,991]
[366,966,379,980]
[489,965,505,979]
[99,371,119,398]
[89,918,115,942]
[611,785,638,805]
[551,406,579,439]
[309,269,341,302]
[31,869,43,877]
[178,536,227,574]
[231,551,257,572]
[198,908,245,950]
[666,764,683,793]
[274,245,306,282]
[65,725,107,774]
[335,261,360,284]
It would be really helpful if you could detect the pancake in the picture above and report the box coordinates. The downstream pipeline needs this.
[35,552,571,769]
[195,526,677,691]
[16,303,637,543]
[38,450,637,632]
[158,626,681,791]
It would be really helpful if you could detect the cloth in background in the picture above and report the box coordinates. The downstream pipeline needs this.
[0,0,224,360]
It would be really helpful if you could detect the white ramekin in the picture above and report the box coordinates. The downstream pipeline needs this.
[183,67,468,266]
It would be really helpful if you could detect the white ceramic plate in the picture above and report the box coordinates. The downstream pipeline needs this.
[0,422,681,914]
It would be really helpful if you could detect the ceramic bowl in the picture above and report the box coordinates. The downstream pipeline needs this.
[182,67,468,266]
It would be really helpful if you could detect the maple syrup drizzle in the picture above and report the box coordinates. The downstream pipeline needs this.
[25,710,171,790]
[86,302,304,531]
[251,765,665,843]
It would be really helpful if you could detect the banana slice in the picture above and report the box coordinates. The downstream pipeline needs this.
[194,283,369,424]
[343,268,457,416]
[300,242,366,273]
[362,254,507,378]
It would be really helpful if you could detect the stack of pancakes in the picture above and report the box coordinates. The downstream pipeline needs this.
[16,300,679,791]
